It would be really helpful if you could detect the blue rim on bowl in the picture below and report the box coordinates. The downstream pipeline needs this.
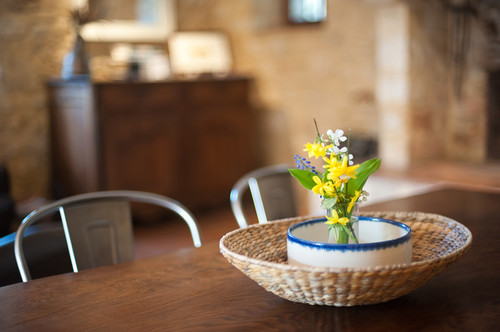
[287,216,412,252]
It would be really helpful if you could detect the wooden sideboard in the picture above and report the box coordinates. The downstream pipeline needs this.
[47,76,258,211]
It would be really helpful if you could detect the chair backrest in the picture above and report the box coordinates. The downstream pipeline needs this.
[15,190,203,282]
[230,165,297,228]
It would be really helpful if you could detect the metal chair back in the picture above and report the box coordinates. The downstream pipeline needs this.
[230,165,297,228]
[15,190,203,282]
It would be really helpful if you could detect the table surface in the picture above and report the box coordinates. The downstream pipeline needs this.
[1,187,499,331]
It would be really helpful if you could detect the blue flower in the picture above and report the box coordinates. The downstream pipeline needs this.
[294,154,318,174]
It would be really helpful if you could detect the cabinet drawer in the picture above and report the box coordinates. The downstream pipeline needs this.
[185,79,249,107]
[96,83,181,114]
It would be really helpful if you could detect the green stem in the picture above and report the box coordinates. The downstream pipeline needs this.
[314,119,321,140]
[341,223,359,244]
[337,227,349,244]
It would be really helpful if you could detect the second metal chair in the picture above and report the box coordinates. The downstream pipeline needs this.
[230,165,297,228]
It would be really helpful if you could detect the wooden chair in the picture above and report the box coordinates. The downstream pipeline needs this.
[14,190,203,282]
[230,165,297,228]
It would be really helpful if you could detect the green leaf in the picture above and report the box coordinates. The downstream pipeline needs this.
[288,169,317,190]
[321,197,337,210]
[347,158,381,197]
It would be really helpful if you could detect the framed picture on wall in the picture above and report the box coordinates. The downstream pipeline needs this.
[168,32,233,77]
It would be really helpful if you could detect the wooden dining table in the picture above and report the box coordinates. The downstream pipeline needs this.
[1,187,499,331]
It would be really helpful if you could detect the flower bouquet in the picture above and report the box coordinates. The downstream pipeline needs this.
[289,123,381,244]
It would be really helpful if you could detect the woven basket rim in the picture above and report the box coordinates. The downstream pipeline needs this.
[219,211,473,274]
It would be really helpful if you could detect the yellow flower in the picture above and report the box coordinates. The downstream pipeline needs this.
[323,153,340,169]
[324,209,349,226]
[347,190,361,213]
[312,176,334,197]
[303,143,326,159]
[327,156,359,184]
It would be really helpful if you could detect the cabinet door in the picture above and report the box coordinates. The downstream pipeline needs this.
[186,109,255,208]
[49,82,99,197]
[100,112,181,199]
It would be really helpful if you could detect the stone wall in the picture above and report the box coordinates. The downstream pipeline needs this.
[0,0,73,200]
[408,0,450,164]
[406,0,488,164]
[446,17,488,162]
[375,1,451,169]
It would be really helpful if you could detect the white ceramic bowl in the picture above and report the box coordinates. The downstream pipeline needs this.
[287,216,412,268]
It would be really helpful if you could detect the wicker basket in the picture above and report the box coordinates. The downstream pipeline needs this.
[219,211,472,307]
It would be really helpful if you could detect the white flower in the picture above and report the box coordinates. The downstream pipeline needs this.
[326,129,347,146]
[332,146,347,155]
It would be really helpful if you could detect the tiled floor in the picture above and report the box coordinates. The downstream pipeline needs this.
[133,161,500,259]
